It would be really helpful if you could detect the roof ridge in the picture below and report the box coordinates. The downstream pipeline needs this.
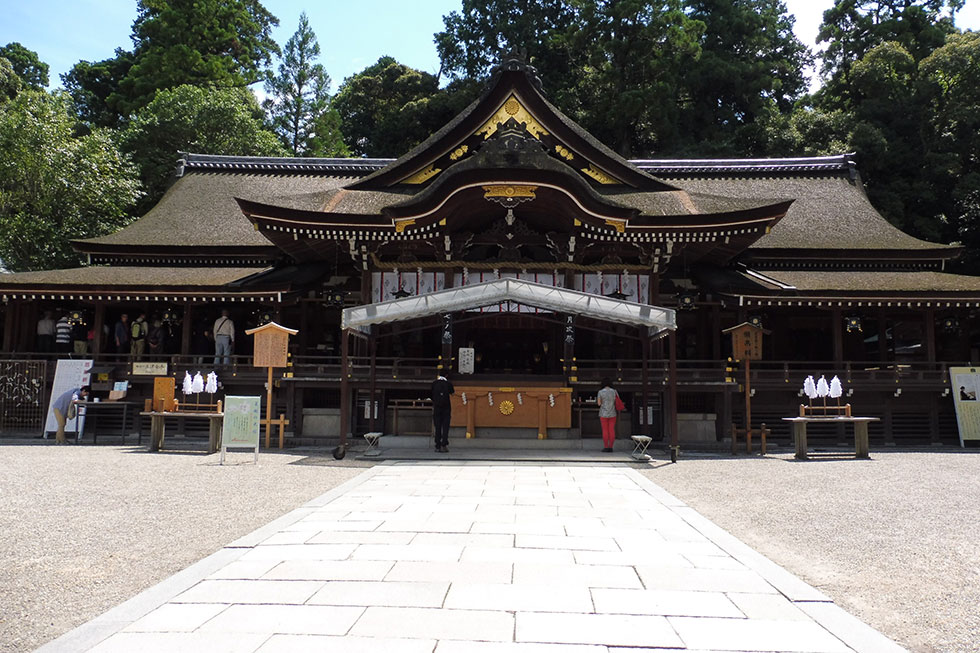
[177,152,857,176]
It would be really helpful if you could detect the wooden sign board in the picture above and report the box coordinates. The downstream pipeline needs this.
[723,323,768,361]
[221,395,261,463]
[133,361,168,376]
[245,321,298,368]
[153,377,176,412]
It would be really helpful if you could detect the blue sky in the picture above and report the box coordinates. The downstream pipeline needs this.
[1,0,977,93]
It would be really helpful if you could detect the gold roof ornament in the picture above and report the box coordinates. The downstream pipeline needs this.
[477,95,549,141]
[582,164,620,185]
[402,165,441,185]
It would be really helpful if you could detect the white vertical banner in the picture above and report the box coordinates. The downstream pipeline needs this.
[575,274,649,303]
[451,271,564,313]
[372,271,445,302]
[44,359,93,436]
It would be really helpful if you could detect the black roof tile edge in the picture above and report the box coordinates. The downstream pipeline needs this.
[177,153,857,177]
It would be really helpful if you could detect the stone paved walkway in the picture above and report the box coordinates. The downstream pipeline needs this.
[40,462,905,652]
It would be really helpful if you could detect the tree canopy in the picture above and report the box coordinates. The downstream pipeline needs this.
[122,84,285,212]
[61,50,135,129]
[111,0,280,116]
[264,13,348,156]
[0,42,49,90]
[0,90,141,271]
[333,56,453,157]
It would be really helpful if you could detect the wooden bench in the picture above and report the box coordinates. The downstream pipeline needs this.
[731,422,770,455]
[782,416,879,460]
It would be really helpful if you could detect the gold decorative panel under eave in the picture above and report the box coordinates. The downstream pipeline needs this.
[477,95,549,140]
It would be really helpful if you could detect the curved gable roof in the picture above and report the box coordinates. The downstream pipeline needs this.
[348,59,676,192]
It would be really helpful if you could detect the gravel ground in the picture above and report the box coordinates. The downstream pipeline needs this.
[0,441,372,653]
[3,444,977,653]
[642,450,980,653]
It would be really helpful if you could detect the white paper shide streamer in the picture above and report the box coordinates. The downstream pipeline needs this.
[803,375,817,400]
[816,375,829,398]
[182,371,193,395]
[205,372,218,395]
[829,376,843,399]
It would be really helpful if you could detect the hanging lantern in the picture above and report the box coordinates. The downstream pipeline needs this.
[845,316,862,333]
[68,310,85,325]
[942,316,959,333]
[748,315,763,328]
[677,292,697,310]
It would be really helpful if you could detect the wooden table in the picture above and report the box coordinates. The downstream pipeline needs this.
[140,411,224,453]
[782,417,879,460]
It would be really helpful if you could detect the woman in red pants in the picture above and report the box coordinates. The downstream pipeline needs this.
[597,377,622,452]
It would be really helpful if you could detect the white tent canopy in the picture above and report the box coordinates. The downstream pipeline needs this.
[342,278,676,335]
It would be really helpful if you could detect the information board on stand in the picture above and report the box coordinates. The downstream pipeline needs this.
[949,366,980,446]
[43,359,93,437]
[221,395,261,463]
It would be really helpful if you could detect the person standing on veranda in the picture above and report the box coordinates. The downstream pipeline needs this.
[597,377,622,452]
[114,313,130,354]
[130,312,148,360]
[213,309,235,365]
[51,385,90,444]
[54,314,72,354]
[36,310,55,353]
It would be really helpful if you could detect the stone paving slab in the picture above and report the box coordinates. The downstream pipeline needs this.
[40,462,907,653]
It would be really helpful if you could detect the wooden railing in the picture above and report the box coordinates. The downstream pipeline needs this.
[5,350,955,392]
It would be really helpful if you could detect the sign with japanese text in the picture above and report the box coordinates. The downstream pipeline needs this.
[950,366,980,446]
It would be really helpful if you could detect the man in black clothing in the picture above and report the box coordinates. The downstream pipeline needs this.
[431,374,455,453]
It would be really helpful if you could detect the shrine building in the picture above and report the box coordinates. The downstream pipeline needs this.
[1,59,978,450]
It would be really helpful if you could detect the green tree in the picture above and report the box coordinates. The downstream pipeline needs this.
[61,49,135,129]
[112,0,280,115]
[0,90,141,271]
[564,0,704,157]
[435,0,576,96]
[333,56,452,157]
[0,58,22,102]
[817,0,963,86]
[264,13,347,156]
[122,84,285,211]
[0,42,49,90]
[674,0,811,156]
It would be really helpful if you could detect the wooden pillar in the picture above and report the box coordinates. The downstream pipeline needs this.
[649,272,662,359]
[711,304,721,360]
[360,268,372,305]
[878,313,889,361]
[563,315,575,384]
[298,300,310,354]
[3,301,14,352]
[181,302,193,355]
[368,335,378,433]
[92,301,106,355]
[832,308,843,364]
[339,328,350,448]
[668,330,679,462]
[924,308,936,363]
[641,334,650,436]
